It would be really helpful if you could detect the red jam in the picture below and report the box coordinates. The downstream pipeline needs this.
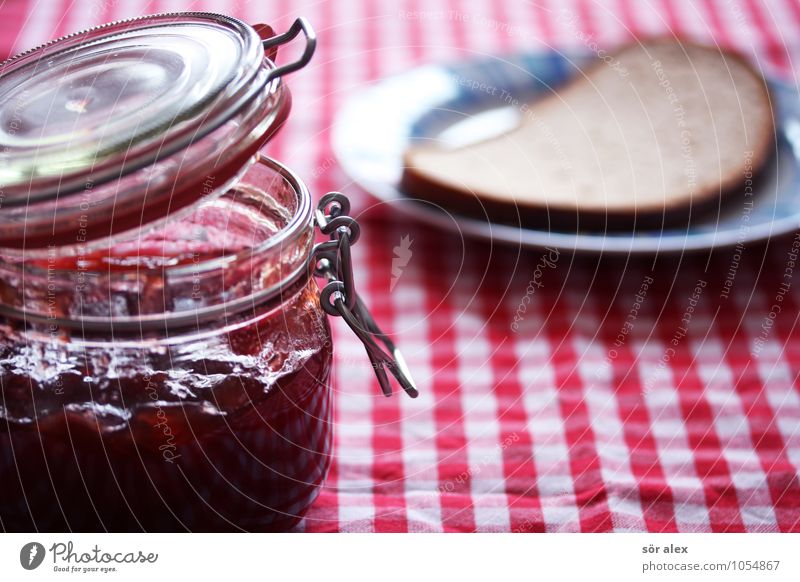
[0,180,333,531]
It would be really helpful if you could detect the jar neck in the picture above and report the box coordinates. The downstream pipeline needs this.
[0,156,315,333]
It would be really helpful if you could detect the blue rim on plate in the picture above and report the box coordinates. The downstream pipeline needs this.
[332,50,800,254]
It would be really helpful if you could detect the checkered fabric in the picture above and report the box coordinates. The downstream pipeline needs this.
[3,0,800,532]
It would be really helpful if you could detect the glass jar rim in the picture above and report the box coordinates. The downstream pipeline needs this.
[171,155,314,275]
[0,155,313,270]
[0,155,316,332]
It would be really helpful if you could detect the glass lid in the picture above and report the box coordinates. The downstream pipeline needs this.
[0,13,316,249]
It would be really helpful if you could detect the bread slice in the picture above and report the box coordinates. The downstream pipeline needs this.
[400,40,774,230]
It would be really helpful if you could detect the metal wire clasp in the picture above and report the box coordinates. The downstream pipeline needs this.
[261,17,317,83]
[312,193,418,398]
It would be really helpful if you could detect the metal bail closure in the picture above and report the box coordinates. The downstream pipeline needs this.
[313,193,419,398]
[261,17,317,83]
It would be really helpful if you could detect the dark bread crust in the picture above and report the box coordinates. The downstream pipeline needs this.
[399,40,776,231]
[400,149,775,231]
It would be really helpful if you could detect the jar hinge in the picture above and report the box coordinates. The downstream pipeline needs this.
[312,193,418,398]
[262,17,317,83]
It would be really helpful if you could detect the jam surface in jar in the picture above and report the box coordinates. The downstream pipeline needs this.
[0,167,333,532]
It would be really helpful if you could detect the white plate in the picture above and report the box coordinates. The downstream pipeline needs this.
[332,51,800,254]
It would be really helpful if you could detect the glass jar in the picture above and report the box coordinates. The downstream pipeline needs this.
[0,156,335,531]
[0,13,415,532]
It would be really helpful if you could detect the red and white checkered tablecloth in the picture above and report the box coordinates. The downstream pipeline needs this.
[3,0,800,532]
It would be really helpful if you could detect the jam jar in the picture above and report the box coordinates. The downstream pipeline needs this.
[0,13,416,532]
